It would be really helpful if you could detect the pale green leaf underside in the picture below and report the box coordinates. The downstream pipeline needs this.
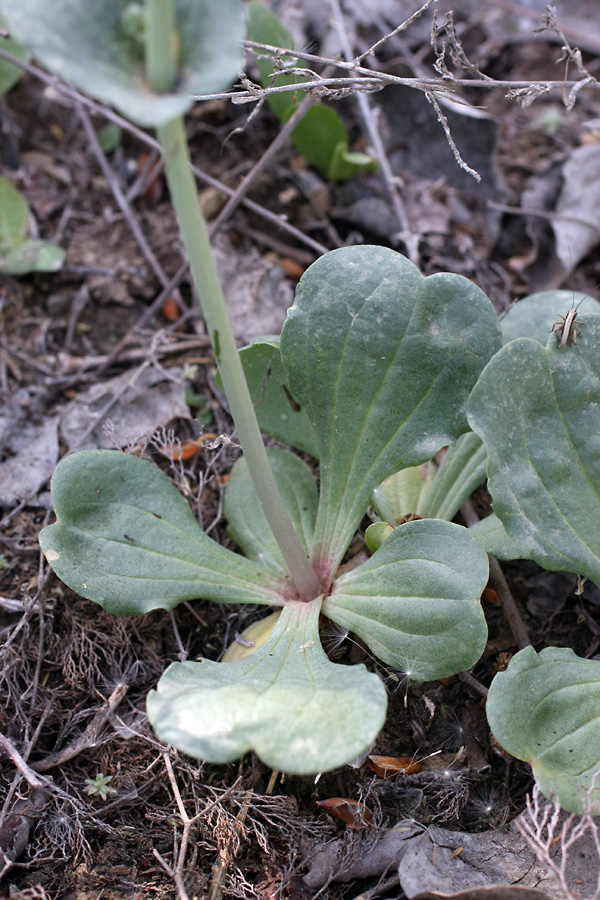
[467,323,600,586]
[224,448,318,576]
[323,519,489,682]
[147,598,388,773]
[0,0,245,127]
[281,245,502,572]
[487,646,600,814]
[39,451,287,616]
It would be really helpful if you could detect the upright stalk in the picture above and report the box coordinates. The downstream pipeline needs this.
[145,0,321,600]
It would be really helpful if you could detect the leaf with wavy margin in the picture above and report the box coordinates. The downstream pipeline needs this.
[147,598,388,773]
[487,646,600,814]
[281,245,501,579]
[468,321,600,586]
[40,451,288,616]
[323,519,489,682]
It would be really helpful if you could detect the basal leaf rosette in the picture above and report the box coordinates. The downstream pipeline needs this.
[487,646,600,814]
[147,597,388,773]
[323,519,489,682]
[468,320,600,586]
[0,0,245,127]
[280,245,502,581]
[39,451,289,616]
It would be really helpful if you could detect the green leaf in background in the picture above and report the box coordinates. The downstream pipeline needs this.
[500,290,600,346]
[487,646,600,814]
[147,597,388,773]
[327,142,379,182]
[0,239,65,275]
[247,0,309,121]
[323,519,489,682]
[39,451,288,615]
[96,124,122,154]
[468,513,537,561]
[227,338,319,457]
[0,175,64,274]
[0,15,29,95]
[371,464,435,525]
[0,174,28,251]
[0,0,246,127]
[281,245,502,577]
[224,448,318,578]
[285,103,346,174]
[467,320,600,587]
[248,2,377,181]
[422,431,488,521]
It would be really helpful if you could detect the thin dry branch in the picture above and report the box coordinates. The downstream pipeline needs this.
[328,0,420,261]
[0,46,329,260]
[517,779,600,900]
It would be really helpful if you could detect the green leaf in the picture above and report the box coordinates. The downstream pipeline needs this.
[487,646,600,814]
[327,142,379,182]
[147,597,388,773]
[97,124,122,153]
[421,431,488,521]
[224,448,318,577]
[286,104,347,174]
[323,519,489,682]
[281,245,502,577]
[247,0,309,121]
[364,521,395,552]
[0,0,246,127]
[467,321,600,586]
[0,239,65,275]
[0,175,28,251]
[224,338,319,457]
[468,513,537,561]
[39,450,287,616]
[500,290,600,346]
[372,465,434,525]
[0,17,29,96]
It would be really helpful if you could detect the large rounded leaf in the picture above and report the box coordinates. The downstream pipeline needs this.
[280,245,501,576]
[0,0,245,127]
[323,519,489,682]
[40,451,287,615]
[224,448,318,577]
[487,646,600,814]
[468,321,600,586]
[147,598,387,773]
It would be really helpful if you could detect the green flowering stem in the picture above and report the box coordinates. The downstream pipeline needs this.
[144,0,321,601]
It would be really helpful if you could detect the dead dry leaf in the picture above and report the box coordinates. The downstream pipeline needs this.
[60,365,189,450]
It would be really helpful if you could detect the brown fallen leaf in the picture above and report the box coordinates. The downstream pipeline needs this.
[367,755,422,779]
[317,798,373,829]
[158,433,218,461]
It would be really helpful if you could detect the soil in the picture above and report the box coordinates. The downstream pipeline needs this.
[1,5,600,900]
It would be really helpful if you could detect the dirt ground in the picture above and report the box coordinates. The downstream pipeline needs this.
[1,2,600,898]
